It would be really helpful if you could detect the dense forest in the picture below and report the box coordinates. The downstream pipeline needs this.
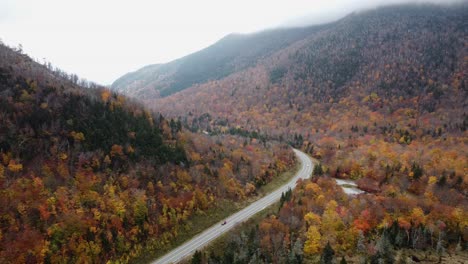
[119,4,467,263]
[2,2,467,264]
[0,43,295,263]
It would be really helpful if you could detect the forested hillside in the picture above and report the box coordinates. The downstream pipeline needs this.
[111,26,326,98]
[136,4,467,263]
[154,4,466,138]
[0,43,295,263]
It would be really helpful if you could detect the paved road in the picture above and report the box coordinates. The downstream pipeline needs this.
[152,149,313,264]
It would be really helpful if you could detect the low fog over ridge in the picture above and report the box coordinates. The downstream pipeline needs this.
[0,0,465,85]
[281,0,466,28]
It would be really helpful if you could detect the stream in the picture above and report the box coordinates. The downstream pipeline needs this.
[334,179,366,195]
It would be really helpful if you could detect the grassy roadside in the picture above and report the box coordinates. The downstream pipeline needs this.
[192,200,281,262]
[243,162,300,204]
[179,153,317,262]
[132,159,301,263]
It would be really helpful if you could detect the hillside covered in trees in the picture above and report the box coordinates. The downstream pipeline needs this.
[111,26,327,98]
[0,43,295,263]
[115,4,467,263]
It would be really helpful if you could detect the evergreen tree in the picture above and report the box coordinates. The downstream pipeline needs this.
[191,250,202,264]
[437,174,447,187]
[320,242,335,264]
[209,251,220,263]
[313,163,324,176]
[411,162,423,180]
[222,251,234,264]
[340,256,348,264]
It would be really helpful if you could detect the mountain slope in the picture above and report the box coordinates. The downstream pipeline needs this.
[140,4,467,261]
[111,26,328,98]
[0,44,295,263]
[153,4,467,138]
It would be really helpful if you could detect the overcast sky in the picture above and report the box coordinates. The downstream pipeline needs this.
[0,0,463,85]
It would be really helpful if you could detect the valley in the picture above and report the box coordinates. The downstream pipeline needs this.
[0,2,466,264]
[113,4,467,264]
[0,43,295,263]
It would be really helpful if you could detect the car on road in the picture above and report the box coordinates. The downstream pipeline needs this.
[221,221,227,225]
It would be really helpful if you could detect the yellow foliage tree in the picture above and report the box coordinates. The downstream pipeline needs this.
[304,225,321,255]
[321,200,344,246]
[70,131,85,142]
[304,212,321,227]
[410,207,426,227]
[7,160,23,173]
[126,145,135,154]
[103,155,111,165]
[304,182,321,197]
[101,89,111,102]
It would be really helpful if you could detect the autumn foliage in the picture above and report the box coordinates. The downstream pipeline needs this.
[147,5,467,262]
[0,43,295,263]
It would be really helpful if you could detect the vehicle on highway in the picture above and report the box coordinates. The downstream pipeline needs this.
[221,221,227,225]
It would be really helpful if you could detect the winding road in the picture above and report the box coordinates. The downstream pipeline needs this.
[152,149,313,264]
